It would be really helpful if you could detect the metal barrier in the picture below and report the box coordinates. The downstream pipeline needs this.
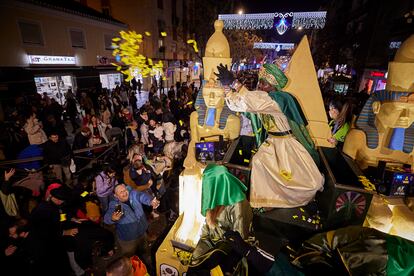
[0,141,119,174]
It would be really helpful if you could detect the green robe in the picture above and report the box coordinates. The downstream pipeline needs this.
[193,164,253,258]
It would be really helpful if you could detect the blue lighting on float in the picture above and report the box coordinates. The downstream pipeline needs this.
[115,54,121,62]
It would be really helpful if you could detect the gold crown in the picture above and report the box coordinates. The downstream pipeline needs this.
[258,66,279,87]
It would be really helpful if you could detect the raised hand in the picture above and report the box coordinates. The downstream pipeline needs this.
[151,197,160,209]
[215,64,235,86]
[4,168,15,181]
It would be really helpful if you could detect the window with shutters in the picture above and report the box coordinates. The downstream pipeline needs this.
[69,29,86,48]
[18,21,44,45]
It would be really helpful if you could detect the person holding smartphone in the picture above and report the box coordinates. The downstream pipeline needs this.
[104,184,159,265]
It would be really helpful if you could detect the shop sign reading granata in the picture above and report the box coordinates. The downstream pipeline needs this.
[28,55,76,65]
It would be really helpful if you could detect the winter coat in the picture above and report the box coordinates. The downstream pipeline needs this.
[24,119,47,145]
[103,188,152,241]
[43,139,72,165]
[88,122,109,144]
[140,123,149,145]
[95,172,118,198]
[162,122,176,142]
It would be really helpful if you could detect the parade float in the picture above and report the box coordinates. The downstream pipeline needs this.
[155,19,414,274]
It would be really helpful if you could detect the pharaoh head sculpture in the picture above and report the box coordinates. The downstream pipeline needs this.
[355,35,414,152]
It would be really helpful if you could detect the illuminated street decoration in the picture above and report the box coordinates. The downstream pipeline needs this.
[389,41,402,49]
[253,42,295,52]
[274,13,293,35]
[111,30,164,82]
[218,11,326,35]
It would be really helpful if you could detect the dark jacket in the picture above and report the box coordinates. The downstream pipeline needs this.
[72,132,90,151]
[43,139,72,165]
[29,201,70,274]
[129,166,152,187]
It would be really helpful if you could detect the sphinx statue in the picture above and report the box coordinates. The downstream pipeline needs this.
[175,20,241,247]
[343,35,414,241]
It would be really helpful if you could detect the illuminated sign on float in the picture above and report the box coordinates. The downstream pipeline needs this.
[27,55,76,65]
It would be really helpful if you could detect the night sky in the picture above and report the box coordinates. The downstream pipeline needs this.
[237,0,330,13]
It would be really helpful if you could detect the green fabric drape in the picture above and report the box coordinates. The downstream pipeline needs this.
[245,112,267,147]
[201,164,247,216]
[386,236,414,276]
[269,91,319,164]
[268,91,307,126]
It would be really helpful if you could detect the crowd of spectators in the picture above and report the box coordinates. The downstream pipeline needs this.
[0,80,197,275]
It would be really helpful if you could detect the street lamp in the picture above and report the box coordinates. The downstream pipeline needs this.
[238,9,243,15]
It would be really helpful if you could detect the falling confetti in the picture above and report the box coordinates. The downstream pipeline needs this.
[111,30,164,82]
[187,39,199,53]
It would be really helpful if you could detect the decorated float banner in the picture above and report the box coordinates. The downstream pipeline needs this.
[218,11,327,35]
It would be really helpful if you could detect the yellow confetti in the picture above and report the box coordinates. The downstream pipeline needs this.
[187,39,199,54]
[161,32,167,37]
[179,120,183,126]
[239,150,243,155]
[60,213,67,222]
[111,30,165,81]
[80,191,89,197]
[243,159,250,163]
[300,208,305,212]
[302,216,306,221]
[312,220,316,224]
[186,101,193,105]
[292,215,298,219]
[280,170,292,181]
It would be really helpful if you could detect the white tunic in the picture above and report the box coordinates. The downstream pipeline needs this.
[226,88,324,208]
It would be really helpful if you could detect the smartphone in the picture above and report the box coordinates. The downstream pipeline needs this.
[115,204,122,213]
